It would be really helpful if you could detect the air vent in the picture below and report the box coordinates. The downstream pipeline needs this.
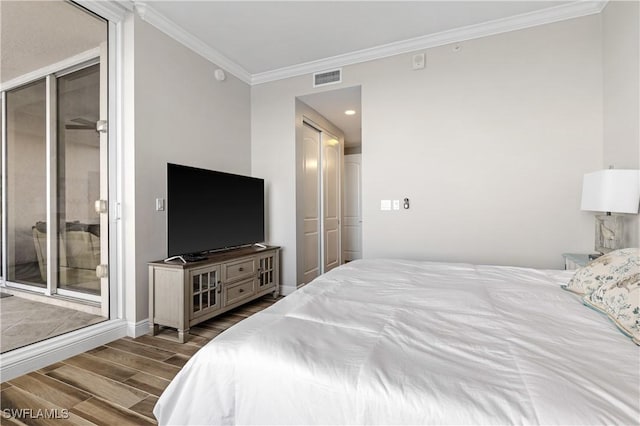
[313,69,342,87]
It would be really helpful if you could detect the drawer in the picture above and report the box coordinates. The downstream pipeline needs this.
[225,278,255,306]
[224,259,255,282]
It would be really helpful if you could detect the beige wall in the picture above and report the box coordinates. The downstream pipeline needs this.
[602,1,640,247]
[133,17,252,320]
[252,15,603,290]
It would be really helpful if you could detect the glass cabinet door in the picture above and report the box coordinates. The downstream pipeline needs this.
[258,254,275,289]
[190,266,221,318]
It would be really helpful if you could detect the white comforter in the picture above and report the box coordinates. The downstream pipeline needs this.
[154,259,640,425]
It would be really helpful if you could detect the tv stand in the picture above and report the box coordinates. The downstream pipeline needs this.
[149,245,280,343]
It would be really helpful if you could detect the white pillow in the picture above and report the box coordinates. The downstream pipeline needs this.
[584,275,639,345]
[562,248,639,296]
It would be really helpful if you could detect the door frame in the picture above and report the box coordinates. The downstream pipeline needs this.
[0,0,129,381]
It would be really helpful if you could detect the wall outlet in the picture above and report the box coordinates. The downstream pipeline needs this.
[380,200,391,211]
[392,200,400,210]
[156,198,165,211]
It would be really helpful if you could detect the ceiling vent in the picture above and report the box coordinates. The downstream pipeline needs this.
[313,69,342,87]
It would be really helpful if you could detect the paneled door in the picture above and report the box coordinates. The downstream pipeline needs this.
[302,123,321,283]
[300,121,342,284]
[322,132,341,272]
[343,154,362,261]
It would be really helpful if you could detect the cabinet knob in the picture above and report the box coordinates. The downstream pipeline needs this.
[238,288,245,293]
[238,267,244,272]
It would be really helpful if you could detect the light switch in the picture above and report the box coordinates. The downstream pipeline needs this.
[392,200,400,210]
[156,198,165,211]
[380,200,391,211]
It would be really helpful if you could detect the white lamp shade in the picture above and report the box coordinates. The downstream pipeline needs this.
[581,169,640,214]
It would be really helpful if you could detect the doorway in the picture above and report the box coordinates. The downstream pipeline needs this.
[0,0,110,351]
[296,86,362,286]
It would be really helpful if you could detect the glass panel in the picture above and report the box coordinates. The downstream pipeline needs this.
[193,295,200,312]
[6,80,47,287]
[202,272,209,289]
[210,289,216,305]
[193,275,200,293]
[56,64,101,295]
[202,291,209,308]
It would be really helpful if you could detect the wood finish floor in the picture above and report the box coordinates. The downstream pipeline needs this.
[1,295,280,425]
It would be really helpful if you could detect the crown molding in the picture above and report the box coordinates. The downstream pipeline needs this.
[133,1,252,84]
[129,0,606,86]
[251,0,607,85]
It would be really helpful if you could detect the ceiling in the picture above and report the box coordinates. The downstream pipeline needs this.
[134,1,601,146]
[140,1,574,77]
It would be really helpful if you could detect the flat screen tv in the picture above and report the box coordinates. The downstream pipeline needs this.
[167,163,264,257]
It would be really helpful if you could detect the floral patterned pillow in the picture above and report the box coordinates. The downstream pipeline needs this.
[583,275,640,345]
[562,248,639,296]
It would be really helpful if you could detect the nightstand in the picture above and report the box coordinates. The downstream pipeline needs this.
[562,253,595,270]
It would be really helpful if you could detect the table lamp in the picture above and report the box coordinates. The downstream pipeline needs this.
[581,169,640,253]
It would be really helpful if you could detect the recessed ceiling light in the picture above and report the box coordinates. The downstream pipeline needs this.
[345,110,356,116]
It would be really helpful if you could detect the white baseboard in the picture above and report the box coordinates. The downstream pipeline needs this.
[0,319,127,382]
[281,285,298,296]
[127,319,149,338]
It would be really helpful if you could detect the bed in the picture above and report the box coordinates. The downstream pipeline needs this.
[153,258,639,425]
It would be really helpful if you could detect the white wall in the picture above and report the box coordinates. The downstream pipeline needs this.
[252,15,603,289]
[602,1,640,248]
[133,17,252,321]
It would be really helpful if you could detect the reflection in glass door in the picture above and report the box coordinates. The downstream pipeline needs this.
[6,80,47,289]
[56,64,101,297]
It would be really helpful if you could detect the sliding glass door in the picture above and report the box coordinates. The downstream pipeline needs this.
[56,64,103,298]
[3,61,107,306]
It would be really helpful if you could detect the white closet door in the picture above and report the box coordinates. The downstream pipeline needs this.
[302,124,321,283]
[343,154,362,261]
[323,132,341,272]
